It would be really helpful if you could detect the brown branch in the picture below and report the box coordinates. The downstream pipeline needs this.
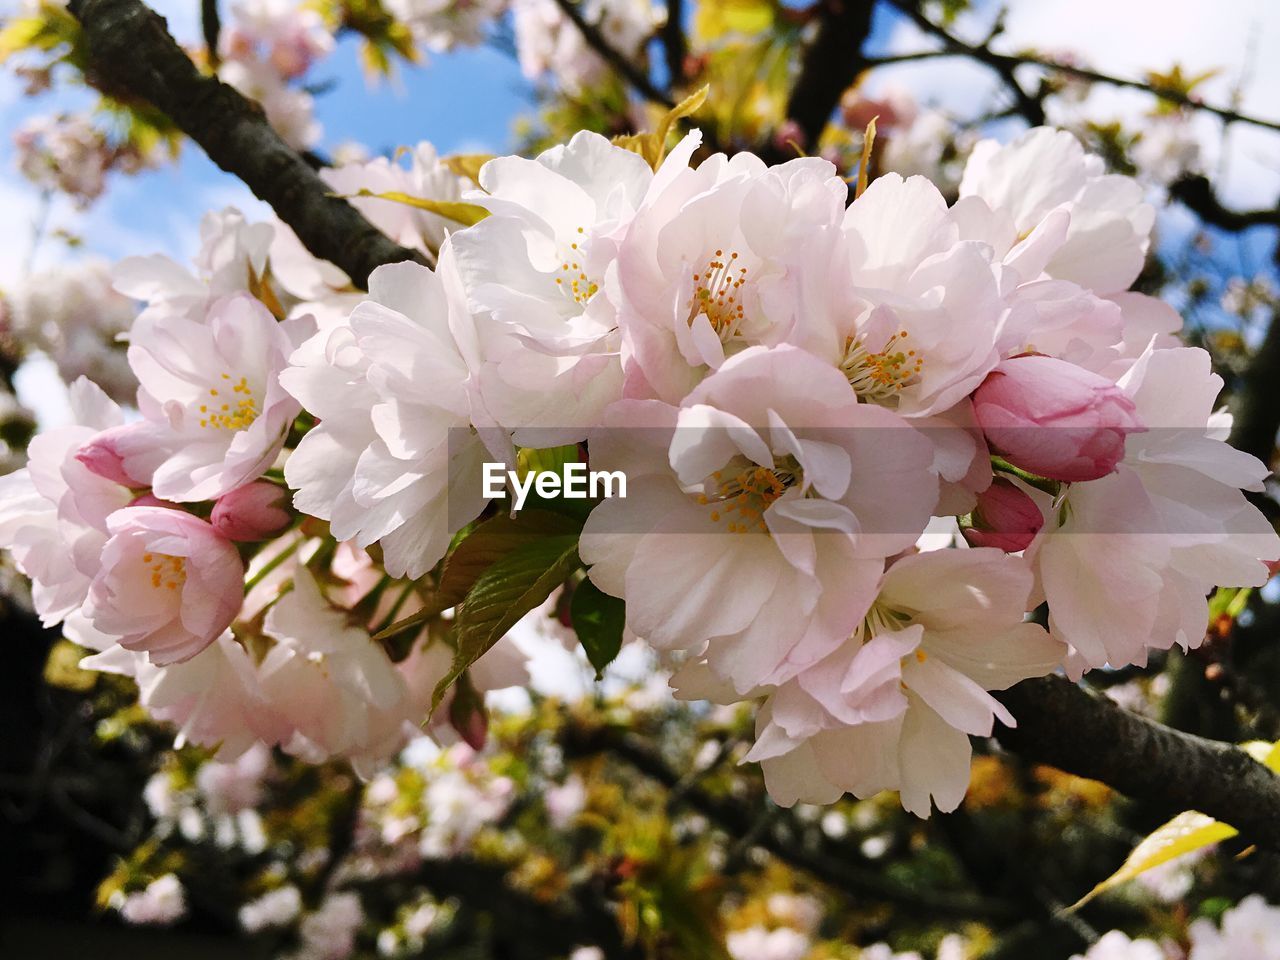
[1171,175,1280,233]
[659,0,687,90]
[996,676,1280,848]
[352,857,643,959]
[562,722,1019,921]
[780,0,878,154]
[68,0,427,290]
[885,0,1044,126]
[550,0,675,109]
[883,0,1280,134]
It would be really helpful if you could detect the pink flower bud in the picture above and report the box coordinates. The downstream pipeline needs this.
[972,355,1144,482]
[211,482,292,541]
[962,478,1044,553]
[75,424,149,487]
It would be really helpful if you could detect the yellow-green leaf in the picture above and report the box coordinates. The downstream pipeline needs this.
[1070,810,1237,911]
[856,115,877,198]
[614,85,709,170]
[443,153,494,186]
[335,189,490,226]
[693,0,775,42]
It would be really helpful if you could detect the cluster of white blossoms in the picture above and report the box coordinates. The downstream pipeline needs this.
[2,125,1276,817]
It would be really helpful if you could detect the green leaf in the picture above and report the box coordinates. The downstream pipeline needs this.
[431,533,581,711]
[333,189,490,226]
[437,510,581,610]
[571,579,626,678]
[516,444,580,480]
[369,510,578,644]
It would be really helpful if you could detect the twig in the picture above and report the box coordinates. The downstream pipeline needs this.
[1170,175,1280,233]
[201,0,221,67]
[562,722,1019,920]
[659,0,687,90]
[883,0,1280,134]
[69,0,428,289]
[550,0,675,109]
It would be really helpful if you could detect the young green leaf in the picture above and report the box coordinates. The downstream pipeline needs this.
[571,578,626,679]
[431,533,581,711]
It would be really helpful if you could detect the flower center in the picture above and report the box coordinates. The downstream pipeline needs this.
[841,330,924,404]
[199,372,260,430]
[688,249,749,341]
[143,552,186,592]
[696,455,800,534]
[554,226,600,306]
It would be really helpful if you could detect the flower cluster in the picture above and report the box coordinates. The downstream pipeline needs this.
[2,125,1275,818]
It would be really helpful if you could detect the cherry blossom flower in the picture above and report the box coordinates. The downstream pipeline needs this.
[115,874,187,926]
[259,566,408,764]
[282,254,494,579]
[959,127,1155,296]
[453,130,654,441]
[84,506,245,664]
[581,345,939,694]
[618,138,849,404]
[1188,895,1280,960]
[84,631,285,759]
[1069,931,1167,960]
[385,0,506,51]
[745,549,1062,816]
[726,926,810,960]
[1031,346,1280,672]
[321,142,470,255]
[0,377,132,624]
[115,294,311,502]
[221,0,334,80]
[972,354,1145,483]
[113,207,277,324]
[4,259,136,402]
[819,172,1005,418]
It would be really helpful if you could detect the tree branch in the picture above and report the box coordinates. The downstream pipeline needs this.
[883,0,1280,134]
[780,0,878,153]
[355,856,642,959]
[68,0,428,289]
[996,675,1280,849]
[551,0,675,109]
[1170,175,1280,233]
[885,0,1044,126]
[562,723,1018,920]
[660,0,687,92]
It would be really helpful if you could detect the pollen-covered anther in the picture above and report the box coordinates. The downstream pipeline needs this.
[688,248,749,340]
[841,330,925,403]
[555,227,601,305]
[145,553,187,591]
[705,460,799,533]
[199,372,260,430]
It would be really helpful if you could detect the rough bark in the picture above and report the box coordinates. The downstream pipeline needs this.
[996,676,1280,848]
[68,0,427,290]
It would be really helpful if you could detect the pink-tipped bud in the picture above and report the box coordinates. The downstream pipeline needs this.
[210,481,292,542]
[962,478,1044,553]
[450,695,489,752]
[75,424,149,487]
[972,355,1144,483]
